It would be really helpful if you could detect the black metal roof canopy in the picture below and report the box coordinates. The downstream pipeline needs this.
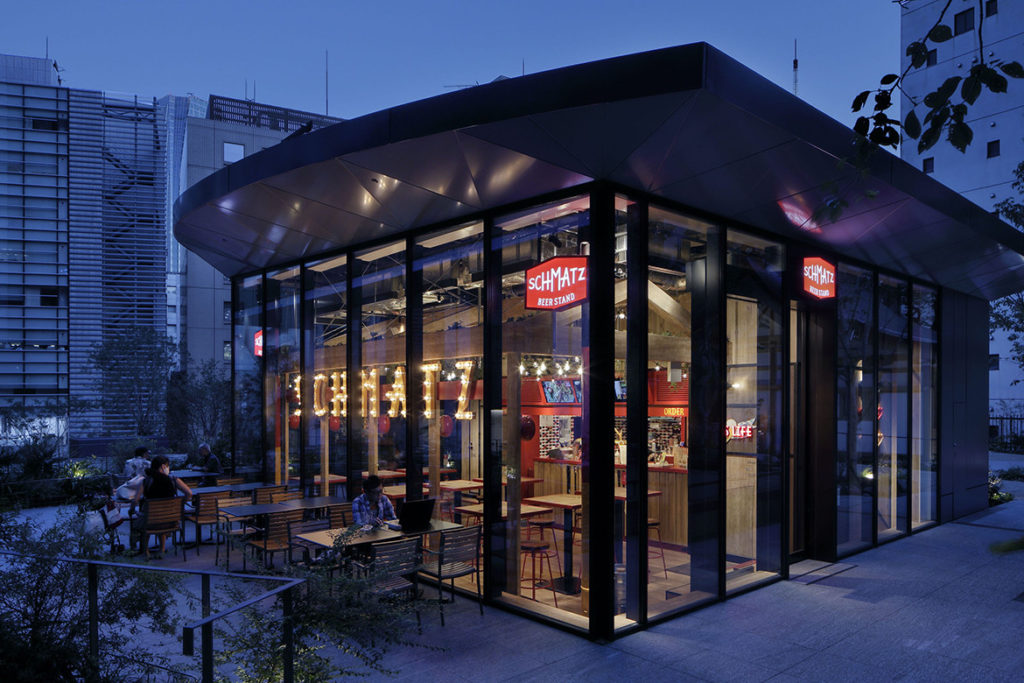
[174,42,1024,300]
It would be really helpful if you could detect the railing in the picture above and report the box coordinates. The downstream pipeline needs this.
[0,550,305,683]
[990,416,1024,453]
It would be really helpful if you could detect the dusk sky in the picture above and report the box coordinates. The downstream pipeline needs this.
[2,1,900,127]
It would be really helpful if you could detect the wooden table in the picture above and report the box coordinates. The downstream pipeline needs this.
[278,495,348,511]
[362,469,405,481]
[296,526,402,549]
[218,502,287,519]
[612,487,662,564]
[170,469,205,481]
[453,502,551,522]
[190,482,269,500]
[437,480,483,523]
[288,473,347,495]
[522,494,583,595]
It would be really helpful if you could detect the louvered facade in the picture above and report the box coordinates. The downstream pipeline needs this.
[67,91,166,438]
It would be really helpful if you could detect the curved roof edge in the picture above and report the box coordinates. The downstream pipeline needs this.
[174,42,1024,300]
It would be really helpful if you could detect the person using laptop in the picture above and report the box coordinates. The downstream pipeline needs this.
[352,475,397,527]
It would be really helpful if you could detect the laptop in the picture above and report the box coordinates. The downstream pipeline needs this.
[388,497,436,533]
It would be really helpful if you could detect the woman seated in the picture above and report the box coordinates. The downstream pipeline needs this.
[129,455,193,554]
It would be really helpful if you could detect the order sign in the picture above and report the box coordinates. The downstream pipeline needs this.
[802,257,836,299]
[525,256,589,311]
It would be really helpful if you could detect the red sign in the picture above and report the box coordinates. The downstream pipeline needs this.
[254,329,263,357]
[802,257,836,299]
[725,418,755,441]
[525,256,588,311]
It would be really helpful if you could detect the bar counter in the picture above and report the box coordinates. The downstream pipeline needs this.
[532,457,689,546]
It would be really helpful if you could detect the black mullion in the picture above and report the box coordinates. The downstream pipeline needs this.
[586,184,616,639]
[346,256,362,500]
[482,216,503,599]
[230,277,237,477]
[406,239,424,502]
[298,264,307,493]
[625,199,648,622]
[260,272,267,485]
[906,283,914,535]
[871,270,880,547]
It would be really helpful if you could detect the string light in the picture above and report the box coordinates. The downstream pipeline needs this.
[291,374,302,420]
[332,371,346,417]
[422,363,440,418]
[455,360,475,420]
[385,366,407,418]
[312,373,328,416]
[360,369,378,418]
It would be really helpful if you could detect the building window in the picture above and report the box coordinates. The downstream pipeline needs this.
[223,301,231,323]
[922,157,934,174]
[986,0,998,17]
[990,353,1000,370]
[223,142,245,164]
[954,8,975,35]
[926,49,937,67]
[223,341,232,361]
[987,140,1000,158]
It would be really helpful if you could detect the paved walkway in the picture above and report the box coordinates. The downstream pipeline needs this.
[10,453,1024,680]
[382,454,1024,681]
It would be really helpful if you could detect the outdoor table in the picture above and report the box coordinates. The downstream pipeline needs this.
[522,494,583,595]
[170,469,205,481]
[398,467,458,479]
[296,526,402,550]
[277,495,348,511]
[218,502,287,519]
[471,476,543,501]
[190,482,268,500]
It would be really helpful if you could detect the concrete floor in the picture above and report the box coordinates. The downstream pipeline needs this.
[11,452,1024,681]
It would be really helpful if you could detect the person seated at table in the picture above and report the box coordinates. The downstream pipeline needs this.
[195,442,221,486]
[130,455,193,553]
[115,447,151,502]
[352,475,396,527]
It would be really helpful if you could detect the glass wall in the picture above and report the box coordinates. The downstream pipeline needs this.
[264,268,302,486]
[228,189,946,633]
[233,275,263,475]
[497,196,589,627]
[725,230,784,592]
[415,222,485,522]
[645,206,715,617]
[911,285,938,528]
[304,255,348,495]
[354,242,407,482]
[877,275,909,540]
[836,264,875,555]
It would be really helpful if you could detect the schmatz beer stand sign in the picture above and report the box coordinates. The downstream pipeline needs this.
[802,257,836,300]
[525,255,589,311]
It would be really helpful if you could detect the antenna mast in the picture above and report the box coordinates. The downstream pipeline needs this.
[792,39,799,95]
[325,50,329,116]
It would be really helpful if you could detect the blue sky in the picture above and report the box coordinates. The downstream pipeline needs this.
[1,1,900,126]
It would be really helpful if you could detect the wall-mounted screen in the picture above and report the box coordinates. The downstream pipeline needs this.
[543,379,577,403]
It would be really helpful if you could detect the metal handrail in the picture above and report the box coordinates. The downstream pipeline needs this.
[0,549,304,683]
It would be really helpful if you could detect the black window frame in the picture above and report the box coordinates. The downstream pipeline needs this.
[985,0,998,17]
[987,140,1000,158]
[922,157,935,174]
[954,8,975,35]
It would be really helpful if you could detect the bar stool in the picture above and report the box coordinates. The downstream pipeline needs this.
[648,518,667,579]
[526,518,560,564]
[520,539,559,607]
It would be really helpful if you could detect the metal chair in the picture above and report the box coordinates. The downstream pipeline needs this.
[421,526,482,625]
[328,503,352,528]
[137,497,186,560]
[287,517,331,566]
[186,491,228,554]
[245,509,303,569]
[360,537,423,629]
[253,485,287,504]
[214,497,258,570]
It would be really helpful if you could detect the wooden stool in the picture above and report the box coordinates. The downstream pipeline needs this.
[648,518,667,579]
[520,539,559,607]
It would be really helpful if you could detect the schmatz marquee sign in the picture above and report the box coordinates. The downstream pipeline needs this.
[525,255,589,311]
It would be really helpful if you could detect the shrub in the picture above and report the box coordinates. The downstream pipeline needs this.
[989,471,1015,506]
[997,465,1024,482]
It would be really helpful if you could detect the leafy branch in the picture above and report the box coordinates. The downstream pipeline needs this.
[853,0,1024,154]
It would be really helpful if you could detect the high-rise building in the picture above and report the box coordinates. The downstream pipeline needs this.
[166,95,340,368]
[0,54,166,446]
[900,0,1024,410]
[0,55,69,449]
